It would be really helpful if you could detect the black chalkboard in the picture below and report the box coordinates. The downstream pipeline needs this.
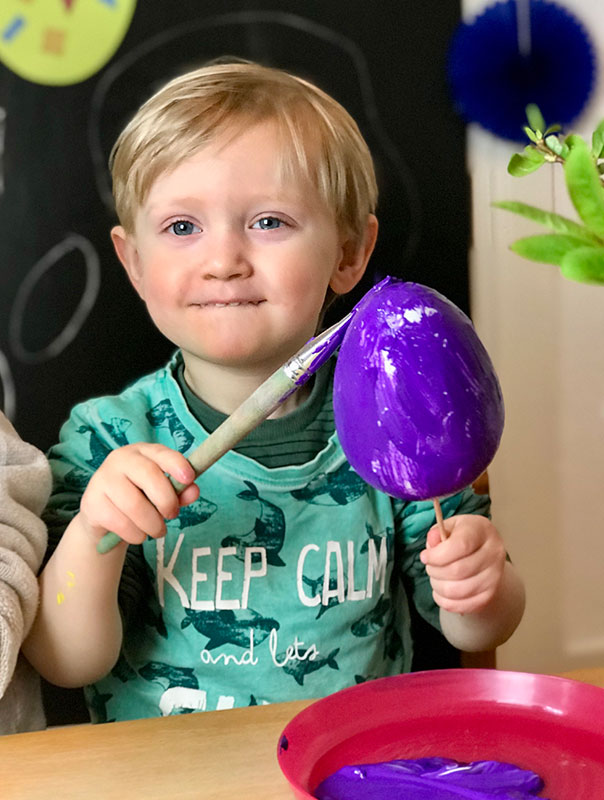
[0,0,466,724]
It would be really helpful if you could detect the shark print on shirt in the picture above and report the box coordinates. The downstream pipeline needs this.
[181,607,279,650]
[147,399,194,452]
[86,685,115,724]
[280,647,340,686]
[351,596,391,638]
[290,462,368,506]
[222,481,286,567]
[169,496,217,530]
[102,417,132,447]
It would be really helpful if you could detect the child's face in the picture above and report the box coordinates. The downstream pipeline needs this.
[112,121,376,376]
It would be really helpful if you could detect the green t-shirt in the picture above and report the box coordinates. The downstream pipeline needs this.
[45,351,490,723]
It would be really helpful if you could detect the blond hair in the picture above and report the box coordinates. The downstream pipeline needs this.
[109,60,378,242]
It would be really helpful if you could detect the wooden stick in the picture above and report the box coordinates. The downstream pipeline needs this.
[433,497,449,542]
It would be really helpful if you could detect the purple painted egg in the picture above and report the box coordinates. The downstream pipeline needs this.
[333,278,504,500]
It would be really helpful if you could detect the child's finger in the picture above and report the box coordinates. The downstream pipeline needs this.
[127,445,200,513]
[81,491,153,546]
[130,465,183,521]
[421,521,490,568]
[431,586,495,615]
[178,483,200,507]
[129,443,196,486]
[81,444,200,543]
[429,567,494,602]
[425,526,443,549]
[423,548,494,582]
[103,477,170,538]
[102,445,195,520]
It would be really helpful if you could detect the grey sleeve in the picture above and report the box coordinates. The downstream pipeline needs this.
[0,413,51,697]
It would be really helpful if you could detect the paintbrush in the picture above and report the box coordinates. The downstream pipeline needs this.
[96,312,353,554]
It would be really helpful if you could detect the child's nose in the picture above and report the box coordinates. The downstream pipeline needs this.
[201,229,252,281]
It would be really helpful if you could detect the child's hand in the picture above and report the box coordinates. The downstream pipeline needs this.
[79,443,199,545]
[420,515,506,615]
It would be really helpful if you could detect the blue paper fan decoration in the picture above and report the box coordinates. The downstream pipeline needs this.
[447,0,596,141]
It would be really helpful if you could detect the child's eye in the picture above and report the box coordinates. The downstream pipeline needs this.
[169,220,200,236]
[252,216,284,231]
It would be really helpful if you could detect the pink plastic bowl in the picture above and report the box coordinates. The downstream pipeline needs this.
[277,669,604,799]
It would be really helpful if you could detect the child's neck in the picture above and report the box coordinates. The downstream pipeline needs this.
[182,357,311,419]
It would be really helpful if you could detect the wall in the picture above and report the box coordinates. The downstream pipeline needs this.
[464,0,604,673]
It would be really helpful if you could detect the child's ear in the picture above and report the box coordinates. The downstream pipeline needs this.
[111,226,145,297]
[330,214,378,295]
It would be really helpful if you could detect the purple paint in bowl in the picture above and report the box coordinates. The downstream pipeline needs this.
[314,757,546,800]
[333,278,504,500]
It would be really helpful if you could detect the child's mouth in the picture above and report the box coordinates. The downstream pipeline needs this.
[196,300,264,308]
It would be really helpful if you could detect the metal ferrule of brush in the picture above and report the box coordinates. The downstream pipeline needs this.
[283,354,308,383]
[283,313,352,384]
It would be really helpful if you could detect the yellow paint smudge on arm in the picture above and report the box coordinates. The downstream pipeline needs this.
[56,571,76,604]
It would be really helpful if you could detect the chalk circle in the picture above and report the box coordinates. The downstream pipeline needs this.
[0,0,137,86]
[9,233,101,365]
[0,348,16,420]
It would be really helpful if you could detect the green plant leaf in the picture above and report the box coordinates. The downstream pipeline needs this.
[524,145,545,160]
[509,234,595,265]
[526,103,545,133]
[544,124,562,136]
[492,201,604,244]
[507,149,545,176]
[544,135,568,158]
[564,136,604,238]
[560,246,604,284]
[591,119,604,159]
[564,133,587,151]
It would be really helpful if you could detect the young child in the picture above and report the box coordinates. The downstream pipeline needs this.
[0,412,50,733]
[24,61,524,722]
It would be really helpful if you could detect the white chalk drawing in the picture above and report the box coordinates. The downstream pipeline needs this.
[9,233,101,364]
[0,348,16,420]
[0,106,6,196]
[88,10,421,261]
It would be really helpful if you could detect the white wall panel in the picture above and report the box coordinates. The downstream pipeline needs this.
[463,0,604,672]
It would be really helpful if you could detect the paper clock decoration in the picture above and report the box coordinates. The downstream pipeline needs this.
[447,0,596,141]
[0,0,137,86]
